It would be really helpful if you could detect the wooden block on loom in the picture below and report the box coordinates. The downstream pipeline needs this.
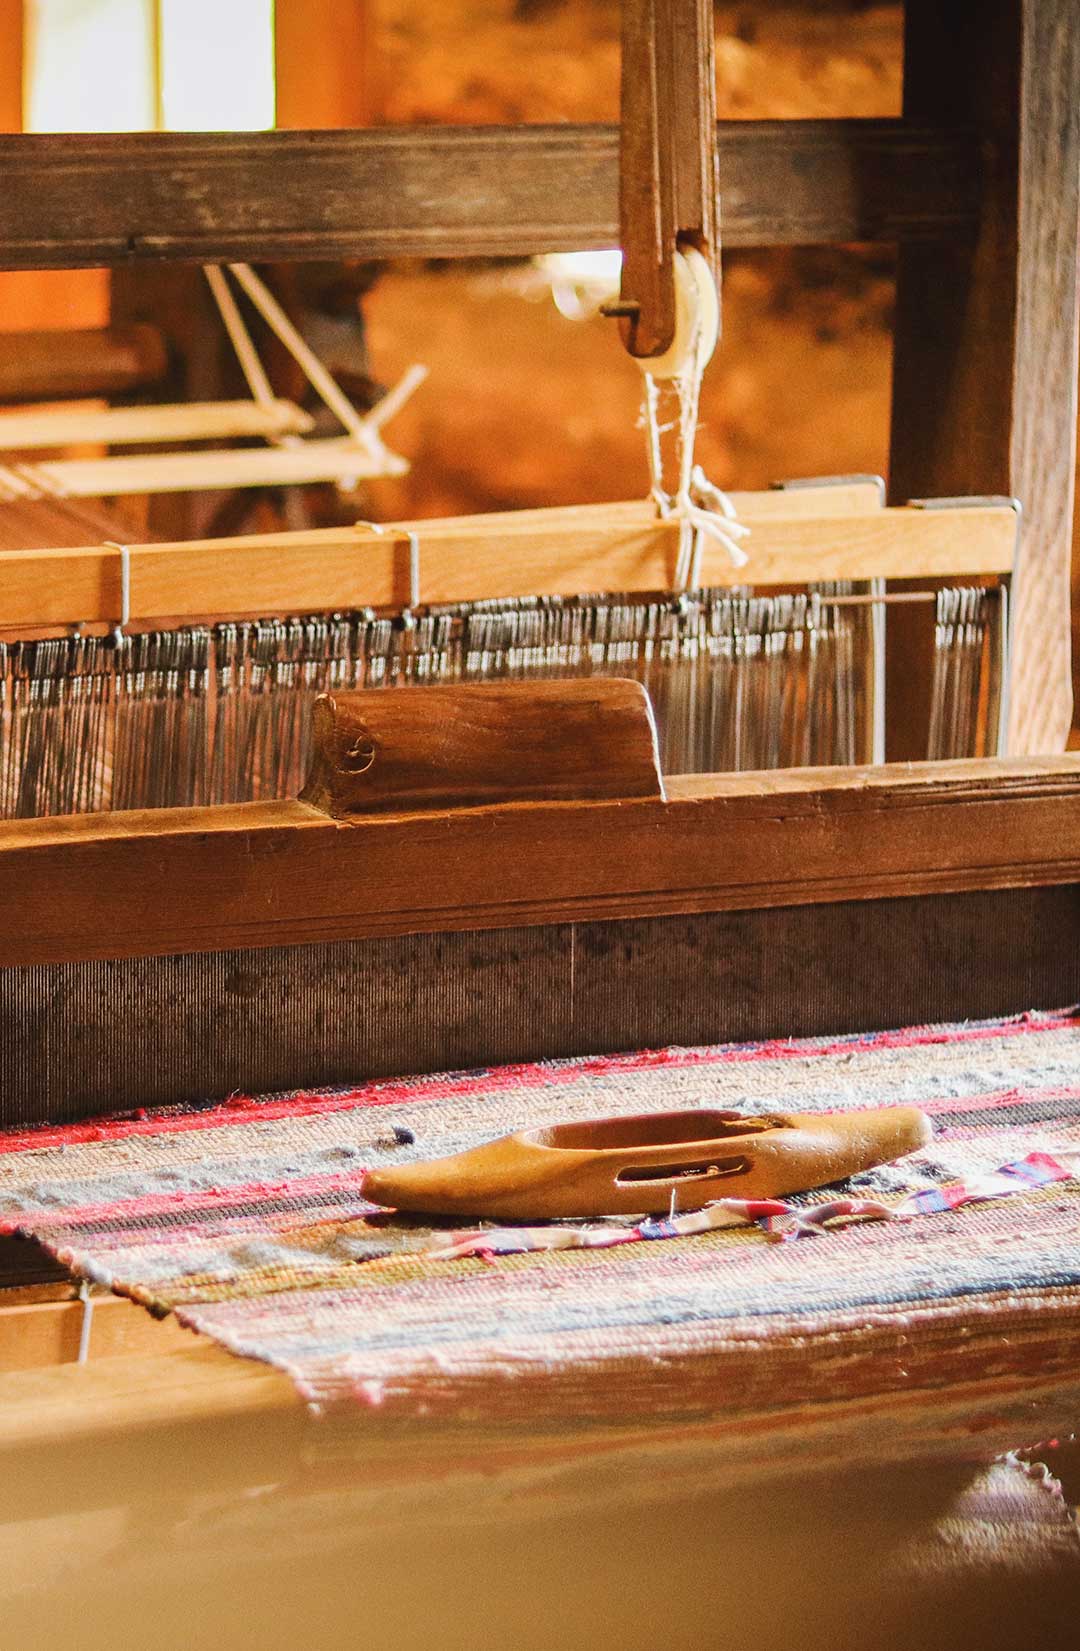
[300,678,666,815]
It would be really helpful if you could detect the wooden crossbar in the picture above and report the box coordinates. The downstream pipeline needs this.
[0,399,315,451]
[0,122,981,271]
[0,501,1016,631]
[0,435,406,503]
[0,757,1076,970]
[410,477,886,532]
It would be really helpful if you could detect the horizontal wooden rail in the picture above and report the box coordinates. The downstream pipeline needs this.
[0,399,314,450]
[0,324,167,402]
[0,1291,191,1374]
[0,503,1016,629]
[1,435,406,502]
[2,758,1078,967]
[0,120,982,270]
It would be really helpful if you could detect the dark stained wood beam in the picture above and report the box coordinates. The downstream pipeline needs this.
[888,0,1080,758]
[0,324,167,402]
[2,757,1079,967]
[0,120,981,270]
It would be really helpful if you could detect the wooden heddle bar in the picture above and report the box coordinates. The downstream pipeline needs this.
[0,498,1017,632]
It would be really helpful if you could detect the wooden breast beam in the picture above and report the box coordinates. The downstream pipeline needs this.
[2,737,1080,971]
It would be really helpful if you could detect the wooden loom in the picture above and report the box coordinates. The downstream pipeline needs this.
[1,0,1079,1551]
[0,262,421,498]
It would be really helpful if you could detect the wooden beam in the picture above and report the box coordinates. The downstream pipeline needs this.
[888,0,1080,757]
[0,1347,300,1450]
[0,504,1017,630]
[0,120,981,270]
[0,399,314,449]
[0,1293,190,1373]
[3,434,405,500]
[0,324,167,402]
[2,757,1079,968]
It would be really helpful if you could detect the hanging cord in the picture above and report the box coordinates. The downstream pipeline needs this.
[639,249,750,591]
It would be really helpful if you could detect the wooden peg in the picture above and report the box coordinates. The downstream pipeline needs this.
[299,679,666,816]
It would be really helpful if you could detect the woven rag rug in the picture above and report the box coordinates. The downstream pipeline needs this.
[4,1007,1080,1456]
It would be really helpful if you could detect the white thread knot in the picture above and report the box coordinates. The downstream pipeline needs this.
[653,464,751,589]
[643,346,751,592]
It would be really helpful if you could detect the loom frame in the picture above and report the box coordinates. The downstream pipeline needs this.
[1,5,1080,1494]
[0,0,1074,756]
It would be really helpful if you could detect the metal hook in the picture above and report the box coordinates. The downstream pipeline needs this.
[103,540,131,646]
[404,529,421,621]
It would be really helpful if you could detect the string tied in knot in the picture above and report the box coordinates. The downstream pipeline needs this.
[639,248,751,593]
[652,464,751,590]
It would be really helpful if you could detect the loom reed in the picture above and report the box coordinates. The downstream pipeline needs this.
[0,582,1002,818]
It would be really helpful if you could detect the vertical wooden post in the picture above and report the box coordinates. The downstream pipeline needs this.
[110,265,239,539]
[616,0,718,360]
[888,0,1080,757]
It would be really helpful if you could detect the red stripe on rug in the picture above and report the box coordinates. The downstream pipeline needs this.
[918,1083,1080,1118]
[0,1165,375,1233]
[1,1007,1075,1157]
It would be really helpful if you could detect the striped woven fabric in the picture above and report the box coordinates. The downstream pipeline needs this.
[3,1008,1080,1444]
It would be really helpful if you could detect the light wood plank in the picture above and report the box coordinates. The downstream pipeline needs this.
[409,479,886,532]
[0,1294,189,1372]
[0,1347,300,1449]
[0,505,1017,629]
[0,399,314,450]
[4,434,403,502]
